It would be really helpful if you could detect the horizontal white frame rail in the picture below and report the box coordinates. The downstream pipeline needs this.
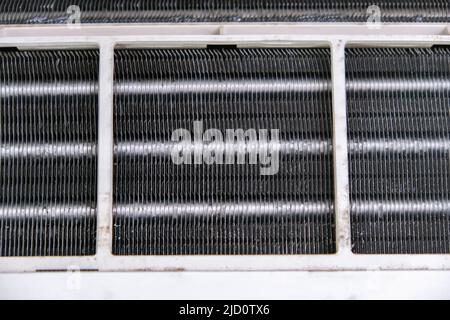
[0,24,449,272]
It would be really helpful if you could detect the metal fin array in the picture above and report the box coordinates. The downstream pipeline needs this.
[0,49,98,256]
[1,0,449,24]
[347,48,450,254]
[113,48,335,255]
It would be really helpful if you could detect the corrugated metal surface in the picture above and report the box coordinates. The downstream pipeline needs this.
[0,49,98,256]
[347,48,450,254]
[113,48,335,255]
[1,0,449,24]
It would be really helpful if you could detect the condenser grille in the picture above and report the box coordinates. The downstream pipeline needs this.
[347,48,450,254]
[1,0,450,24]
[113,48,335,255]
[0,49,98,257]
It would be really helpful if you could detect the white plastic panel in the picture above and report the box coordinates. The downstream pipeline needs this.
[0,23,449,272]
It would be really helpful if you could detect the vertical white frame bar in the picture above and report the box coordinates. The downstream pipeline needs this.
[96,42,115,262]
[331,40,352,255]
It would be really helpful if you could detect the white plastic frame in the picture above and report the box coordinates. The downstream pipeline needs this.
[0,23,450,273]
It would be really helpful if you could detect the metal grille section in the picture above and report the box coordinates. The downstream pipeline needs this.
[0,50,98,256]
[347,48,450,254]
[1,0,449,24]
[113,48,335,255]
